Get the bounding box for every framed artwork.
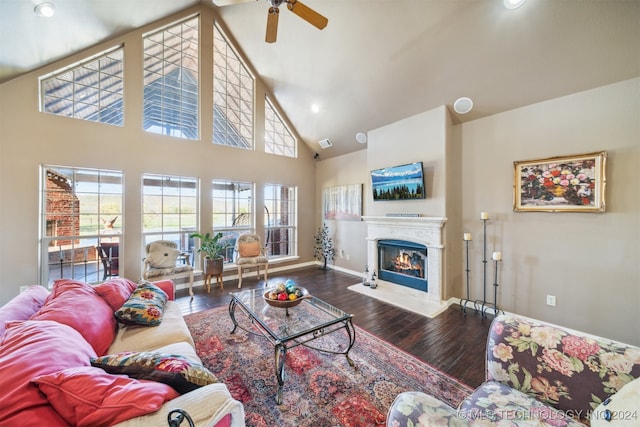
[323,184,362,220]
[513,151,606,213]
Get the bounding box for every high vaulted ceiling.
[1,0,638,158]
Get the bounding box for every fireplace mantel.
[359,215,448,317]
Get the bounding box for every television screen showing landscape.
[371,162,425,200]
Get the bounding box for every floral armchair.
[387,314,640,426]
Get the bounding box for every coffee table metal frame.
[228,289,356,404]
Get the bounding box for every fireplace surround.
[356,216,448,317]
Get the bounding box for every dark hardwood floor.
[175,266,493,388]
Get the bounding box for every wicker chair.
[143,240,194,298]
[235,234,268,288]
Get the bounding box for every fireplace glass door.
[378,239,427,291]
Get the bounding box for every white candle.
[463,233,472,241]
[492,251,502,261]
[480,212,489,220]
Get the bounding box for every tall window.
[40,166,123,286]
[264,184,297,259]
[143,16,199,139]
[212,180,253,262]
[213,24,254,149]
[40,47,124,126]
[142,174,198,257]
[265,96,296,157]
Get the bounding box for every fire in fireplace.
[378,239,428,291]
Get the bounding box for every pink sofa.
[0,278,245,427]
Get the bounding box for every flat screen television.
[371,162,425,201]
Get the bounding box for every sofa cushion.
[0,320,97,426]
[91,351,218,394]
[32,366,179,427]
[146,242,180,269]
[109,301,195,354]
[94,278,138,311]
[591,376,640,426]
[30,279,117,356]
[0,285,49,336]
[459,381,585,426]
[115,281,167,326]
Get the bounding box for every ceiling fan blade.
[286,0,328,30]
[265,7,279,43]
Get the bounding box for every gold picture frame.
[513,151,606,213]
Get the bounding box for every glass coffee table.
[228,288,357,404]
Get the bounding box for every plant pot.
[204,257,224,276]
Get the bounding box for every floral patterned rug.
[184,304,472,427]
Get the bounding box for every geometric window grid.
[143,16,199,140]
[212,180,254,262]
[213,23,254,149]
[40,165,124,286]
[264,184,297,259]
[265,96,296,157]
[39,47,124,126]
[141,173,199,254]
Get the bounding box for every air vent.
[318,138,332,149]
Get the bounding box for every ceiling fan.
[212,0,328,43]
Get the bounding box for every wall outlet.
[339,249,345,258]
[546,295,557,307]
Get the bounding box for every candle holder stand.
[482,259,504,317]
[474,218,489,316]
[460,239,474,314]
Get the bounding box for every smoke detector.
[318,138,333,149]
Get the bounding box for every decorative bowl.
[263,286,310,308]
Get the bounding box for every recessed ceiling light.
[34,2,55,18]
[453,97,473,114]
[504,0,526,10]
[311,104,320,113]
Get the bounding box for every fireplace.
[378,240,427,291]
[359,216,447,317]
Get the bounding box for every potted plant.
[190,232,227,275]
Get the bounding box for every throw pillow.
[114,281,167,326]
[239,241,261,257]
[90,351,218,394]
[591,376,640,426]
[0,320,97,426]
[0,285,49,336]
[32,366,179,427]
[146,242,180,269]
[30,279,117,355]
[94,278,138,311]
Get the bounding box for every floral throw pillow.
[114,281,167,326]
[90,351,218,394]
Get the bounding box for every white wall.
[0,6,317,304]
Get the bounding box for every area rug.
[184,305,472,427]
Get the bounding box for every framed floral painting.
[513,151,606,212]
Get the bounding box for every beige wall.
[0,6,317,304]
[461,78,639,345]
[317,78,639,345]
